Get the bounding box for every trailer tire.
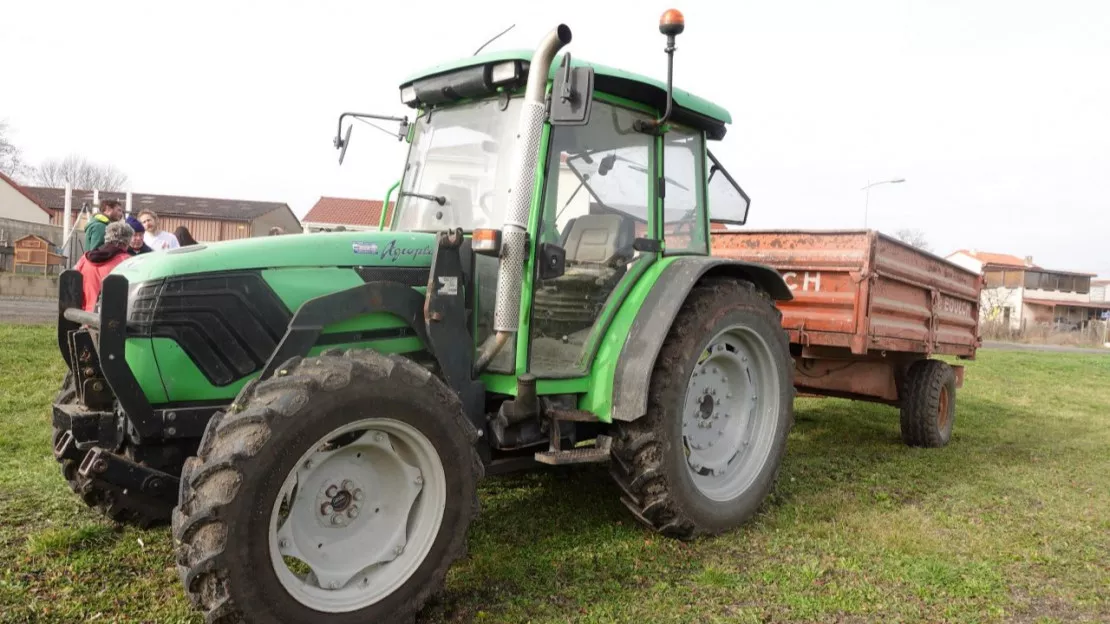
[899,359,955,448]
[173,349,482,624]
[610,279,794,540]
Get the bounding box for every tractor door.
[527,100,681,377]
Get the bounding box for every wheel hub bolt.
[342,480,354,490]
[348,508,359,519]
[321,503,333,515]
[326,485,338,497]
[331,514,343,525]
[353,489,364,501]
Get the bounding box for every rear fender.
[609,256,791,422]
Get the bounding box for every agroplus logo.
[352,239,433,263]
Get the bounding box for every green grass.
[1,323,1108,623]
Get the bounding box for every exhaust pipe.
[476,24,572,373]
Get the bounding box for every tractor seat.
[561,214,634,266]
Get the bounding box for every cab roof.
[400,49,732,140]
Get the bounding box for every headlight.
[400,85,417,106]
[125,280,160,326]
[490,61,520,84]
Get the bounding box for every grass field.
[1,323,1108,623]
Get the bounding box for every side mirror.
[337,125,353,165]
[538,242,566,280]
[550,54,594,126]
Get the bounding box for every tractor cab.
[336,11,755,384]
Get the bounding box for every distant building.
[0,171,51,225]
[946,249,1107,330]
[301,196,394,232]
[25,187,302,244]
[1091,279,1110,305]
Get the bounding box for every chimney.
[1024,255,1033,266]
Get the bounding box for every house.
[302,197,394,232]
[0,171,51,224]
[24,187,302,244]
[946,249,1107,330]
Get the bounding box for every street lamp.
[861,178,905,228]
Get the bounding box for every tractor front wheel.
[172,349,482,624]
[610,279,794,539]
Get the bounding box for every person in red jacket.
[75,220,134,312]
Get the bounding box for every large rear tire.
[173,349,482,624]
[610,279,794,539]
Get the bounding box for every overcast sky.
[4,0,1108,274]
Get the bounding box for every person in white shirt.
[138,209,180,251]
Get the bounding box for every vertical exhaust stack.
[476,24,572,372]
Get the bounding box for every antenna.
[473,23,516,55]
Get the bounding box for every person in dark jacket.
[84,199,124,251]
[75,221,134,312]
[125,215,154,255]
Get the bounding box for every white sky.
[4,0,1108,275]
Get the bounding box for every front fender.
[608,256,791,422]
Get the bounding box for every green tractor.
[52,11,795,623]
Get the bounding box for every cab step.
[534,435,612,465]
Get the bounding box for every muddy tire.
[173,349,482,624]
[899,359,955,448]
[610,279,794,539]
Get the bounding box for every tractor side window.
[662,126,707,255]
[706,150,751,225]
[530,101,654,376]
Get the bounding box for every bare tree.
[34,154,129,191]
[894,228,932,252]
[0,119,32,181]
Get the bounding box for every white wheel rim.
[682,325,782,502]
[268,417,446,612]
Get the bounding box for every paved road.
[0,297,55,325]
[982,340,1110,355]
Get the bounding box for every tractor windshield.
[392,97,522,232]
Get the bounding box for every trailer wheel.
[173,349,482,624]
[899,359,955,448]
[610,279,794,539]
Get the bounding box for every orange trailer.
[711,229,983,447]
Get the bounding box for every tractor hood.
[113,231,438,282]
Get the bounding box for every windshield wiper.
[399,191,447,206]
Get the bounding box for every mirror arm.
[333,111,411,149]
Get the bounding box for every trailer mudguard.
[609,256,792,422]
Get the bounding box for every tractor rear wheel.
[610,279,794,539]
[173,349,482,624]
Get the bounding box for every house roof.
[950,249,1038,269]
[0,171,52,217]
[302,196,394,228]
[24,186,291,222]
[14,233,58,247]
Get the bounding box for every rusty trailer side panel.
[710,230,983,359]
